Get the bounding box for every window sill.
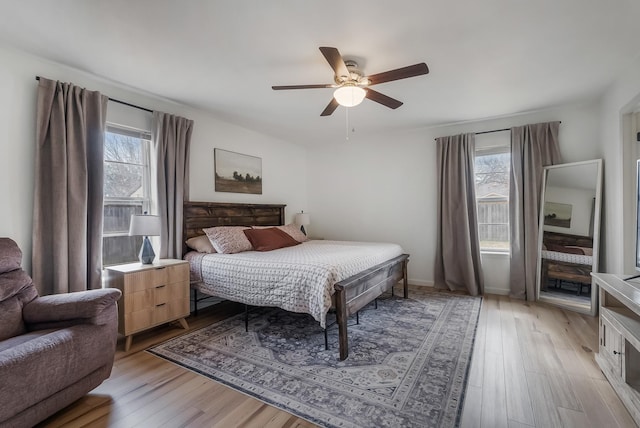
[480,250,510,256]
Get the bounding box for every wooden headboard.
[543,231,593,248]
[183,201,286,254]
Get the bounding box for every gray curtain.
[509,121,562,300]
[152,111,193,259]
[434,133,484,296]
[32,78,108,294]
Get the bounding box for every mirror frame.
[535,159,603,315]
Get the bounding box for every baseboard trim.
[407,279,434,287]
[484,286,510,296]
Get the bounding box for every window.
[475,146,510,251]
[102,125,152,266]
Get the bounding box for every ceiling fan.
[272,47,429,116]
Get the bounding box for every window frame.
[102,124,153,264]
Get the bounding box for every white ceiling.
[0,0,639,145]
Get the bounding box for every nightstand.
[104,259,190,351]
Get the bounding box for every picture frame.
[544,201,572,228]
[214,148,262,194]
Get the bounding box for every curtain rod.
[434,122,561,141]
[35,76,154,113]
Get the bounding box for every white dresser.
[592,273,640,425]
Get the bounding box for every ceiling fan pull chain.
[345,106,350,141]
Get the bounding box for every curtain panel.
[152,112,193,259]
[509,121,562,300]
[434,133,484,296]
[32,78,108,294]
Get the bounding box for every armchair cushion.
[0,238,22,274]
[23,288,122,327]
[0,322,116,424]
[0,269,38,341]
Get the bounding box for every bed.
[540,231,593,295]
[182,201,410,360]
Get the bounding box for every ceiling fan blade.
[319,47,350,80]
[365,89,403,109]
[366,63,429,86]
[320,98,339,116]
[272,84,334,90]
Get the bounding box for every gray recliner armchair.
[0,238,121,427]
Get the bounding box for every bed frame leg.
[403,259,409,298]
[245,304,249,332]
[192,289,198,316]
[335,288,348,360]
[324,328,328,350]
[375,298,378,309]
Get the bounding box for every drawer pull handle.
[156,303,166,307]
[156,267,166,270]
[613,350,622,355]
[156,285,166,289]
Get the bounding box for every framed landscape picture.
[544,201,572,228]
[214,148,262,194]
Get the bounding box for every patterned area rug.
[148,288,482,428]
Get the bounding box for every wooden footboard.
[334,253,409,360]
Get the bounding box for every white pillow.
[276,224,309,243]
[185,235,216,253]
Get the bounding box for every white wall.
[0,44,308,273]
[598,56,640,274]
[307,100,602,292]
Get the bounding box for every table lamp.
[129,213,161,264]
[295,211,310,236]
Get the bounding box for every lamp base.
[139,236,156,264]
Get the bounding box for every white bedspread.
[185,240,403,327]
[541,250,593,266]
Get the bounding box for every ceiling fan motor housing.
[334,60,367,86]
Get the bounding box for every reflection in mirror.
[536,159,602,315]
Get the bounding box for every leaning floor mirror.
[535,159,603,315]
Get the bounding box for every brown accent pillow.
[243,227,301,251]
[185,235,216,253]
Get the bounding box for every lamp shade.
[295,212,310,226]
[129,214,161,236]
[333,86,366,107]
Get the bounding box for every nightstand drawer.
[154,281,189,305]
[124,268,165,293]
[153,298,189,325]
[166,263,189,284]
[124,308,154,334]
[125,289,154,312]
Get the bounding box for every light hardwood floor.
[39,289,637,428]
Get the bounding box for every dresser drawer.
[125,288,154,312]
[166,263,189,284]
[124,268,166,293]
[153,296,189,323]
[124,308,154,335]
[154,281,189,305]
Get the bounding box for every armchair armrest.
[23,288,121,326]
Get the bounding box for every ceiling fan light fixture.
[333,86,366,107]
